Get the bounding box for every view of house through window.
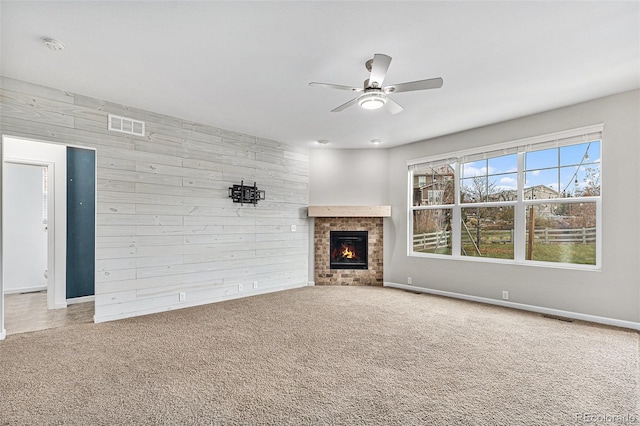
[409,126,602,267]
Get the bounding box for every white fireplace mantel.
[307,205,391,218]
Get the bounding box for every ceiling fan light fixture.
[358,92,387,110]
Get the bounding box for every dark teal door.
[66,147,95,299]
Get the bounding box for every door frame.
[0,135,98,340]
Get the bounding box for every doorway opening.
[1,136,96,340]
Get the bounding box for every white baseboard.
[3,285,47,295]
[384,282,640,331]
[0,328,6,340]
[308,281,315,286]
[67,295,94,305]
[94,282,308,324]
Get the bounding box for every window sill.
[409,251,601,272]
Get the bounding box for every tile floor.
[4,291,94,335]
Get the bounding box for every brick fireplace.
[308,206,390,286]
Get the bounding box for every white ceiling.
[1,1,638,149]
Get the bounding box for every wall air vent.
[108,114,145,136]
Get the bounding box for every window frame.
[407,125,603,270]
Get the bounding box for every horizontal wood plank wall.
[0,76,309,322]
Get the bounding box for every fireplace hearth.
[330,231,368,270]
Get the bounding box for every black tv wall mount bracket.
[228,180,265,206]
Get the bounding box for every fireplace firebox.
[330,231,368,270]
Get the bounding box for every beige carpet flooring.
[0,286,638,425]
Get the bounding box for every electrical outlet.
[253,281,258,290]
[179,292,186,302]
[502,291,509,300]
[407,277,412,285]
[238,283,243,292]
[290,224,296,232]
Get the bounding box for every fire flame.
[341,246,356,259]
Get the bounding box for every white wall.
[0,141,3,340]
[309,148,389,205]
[310,89,640,325]
[387,90,640,324]
[0,76,309,324]
[3,163,47,293]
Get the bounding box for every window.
[408,125,602,268]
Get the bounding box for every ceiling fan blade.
[384,77,444,94]
[331,97,360,112]
[368,54,392,88]
[385,97,404,115]
[309,82,363,92]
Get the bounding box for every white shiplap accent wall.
[0,76,309,323]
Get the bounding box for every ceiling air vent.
[108,114,145,136]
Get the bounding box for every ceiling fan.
[309,53,443,114]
